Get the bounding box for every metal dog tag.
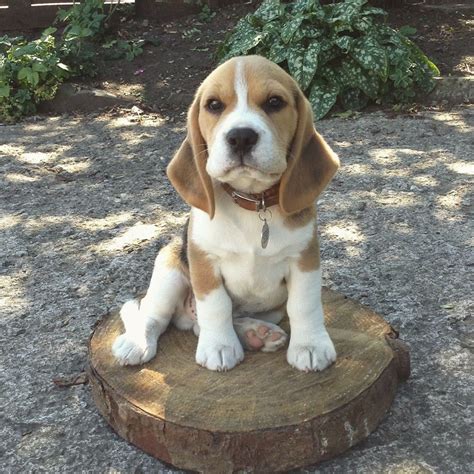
[261,219,270,249]
[258,195,272,249]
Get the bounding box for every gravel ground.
[1,106,473,473]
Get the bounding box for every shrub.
[0,0,144,122]
[0,29,70,122]
[56,0,108,77]
[217,0,440,119]
[57,0,144,77]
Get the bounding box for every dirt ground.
[1,105,472,472]
[85,2,474,120]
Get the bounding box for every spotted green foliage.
[253,0,284,22]
[217,0,439,119]
[352,35,388,79]
[281,17,303,43]
[287,41,320,90]
[309,80,339,119]
[268,40,287,64]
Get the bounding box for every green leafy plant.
[57,0,143,76]
[101,39,145,61]
[0,29,70,121]
[0,0,146,122]
[198,3,216,23]
[218,0,439,119]
[56,0,108,76]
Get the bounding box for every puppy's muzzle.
[226,127,259,158]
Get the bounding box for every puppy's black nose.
[226,127,259,155]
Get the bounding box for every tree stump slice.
[88,288,410,473]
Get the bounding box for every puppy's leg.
[254,306,285,325]
[286,263,336,372]
[233,315,287,352]
[173,288,198,332]
[189,242,244,371]
[112,238,189,365]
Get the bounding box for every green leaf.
[17,67,31,81]
[13,43,36,57]
[318,38,338,65]
[387,46,406,65]
[399,25,417,37]
[287,41,321,91]
[293,24,323,42]
[291,0,315,14]
[334,35,353,52]
[362,6,387,17]
[318,65,342,90]
[353,16,373,33]
[330,0,367,24]
[262,21,280,37]
[425,58,440,76]
[32,63,48,73]
[338,59,379,99]
[287,45,304,84]
[268,41,287,64]
[254,0,283,22]
[67,25,82,37]
[81,27,93,37]
[0,83,10,97]
[230,21,263,54]
[302,41,321,89]
[309,80,339,119]
[42,27,57,37]
[31,71,39,87]
[340,88,369,110]
[352,35,388,79]
[280,16,303,44]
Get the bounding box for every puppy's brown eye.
[206,99,224,113]
[264,96,285,113]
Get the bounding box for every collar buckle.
[231,190,261,208]
[223,182,280,212]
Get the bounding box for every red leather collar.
[221,182,280,212]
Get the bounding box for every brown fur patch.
[284,206,316,229]
[297,224,321,272]
[160,237,190,278]
[197,56,299,167]
[278,80,340,215]
[244,57,299,155]
[167,93,215,217]
[188,241,221,299]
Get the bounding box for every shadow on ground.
[0,106,472,472]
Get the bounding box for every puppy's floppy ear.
[279,88,340,215]
[167,92,215,218]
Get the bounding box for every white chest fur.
[191,188,314,313]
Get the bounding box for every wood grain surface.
[88,287,410,472]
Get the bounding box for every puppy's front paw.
[196,333,244,371]
[112,333,157,366]
[287,333,336,372]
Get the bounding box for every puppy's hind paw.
[112,333,157,366]
[235,319,288,352]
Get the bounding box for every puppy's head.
[167,55,339,218]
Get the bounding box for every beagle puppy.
[112,55,340,372]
